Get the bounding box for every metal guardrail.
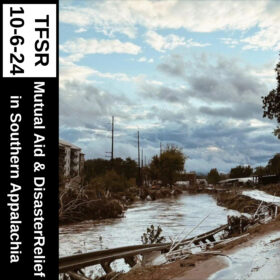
[59,243,169,273]
[59,224,228,273]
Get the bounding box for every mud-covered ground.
[256,183,280,196]
[116,216,280,280]
[215,192,264,214]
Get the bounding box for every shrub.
[89,170,133,194]
[141,225,166,244]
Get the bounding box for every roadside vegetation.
[59,145,187,224]
[262,54,280,139]
[141,225,166,245]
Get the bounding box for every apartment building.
[59,139,85,178]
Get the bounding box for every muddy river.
[59,193,242,257]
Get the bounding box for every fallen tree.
[59,188,124,225]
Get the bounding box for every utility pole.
[141,148,145,186]
[160,142,162,156]
[105,116,114,167]
[111,116,114,161]
[137,130,141,187]
[138,131,140,168]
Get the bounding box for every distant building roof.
[219,177,254,184]
[59,139,81,151]
[218,179,237,184]
[175,181,190,185]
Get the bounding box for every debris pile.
[146,200,279,266]
[226,215,251,235]
[59,188,124,224]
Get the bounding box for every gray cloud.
[60,115,279,173]
[199,102,261,119]
[140,83,187,103]
[157,54,268,105]
[60,80,132,128]
[157,54,186,77]
[59,53,278,174]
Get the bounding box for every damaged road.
[118,216,280,280]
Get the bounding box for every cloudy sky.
[59,0,279,173]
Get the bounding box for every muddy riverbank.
[257,183,280,196]
[59,184,280,225]
[59,188,273,256]
[59,186,183,225]
[215,192,264,214]
[59,193,242,257]
[116,215,280,280]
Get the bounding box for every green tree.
[219,173,228,181]
[84,158,110,182]
[150,145,186,185]
[267,153,280,175]
[122,157,137,179]
[84,157,138,183]
[207,168,221,184]
[262,55,280,139]
[149,155,161,180]
[89,170,132,194]
[254,166,269,176]
[229,165,253,178]
[111,157,124,175]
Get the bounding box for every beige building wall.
[59,139,84,180]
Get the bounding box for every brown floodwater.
[59,193,242,257]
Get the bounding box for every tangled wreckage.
[59,199,279,280]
